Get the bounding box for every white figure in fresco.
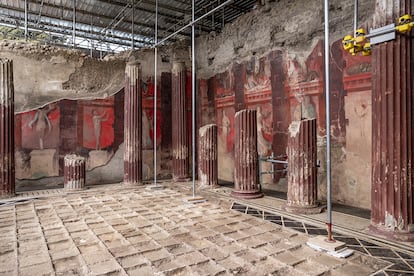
[28,105,52,150]
[92,110,108,150]
[301,95,316,119]
[218,109,231,153]
[221,109,230,138]
[142,111,152,148]
[354,101,368,137]
[256,106,272,157]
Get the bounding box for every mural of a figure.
[293,94,316,121]
[245,56,270,92]
[354,101,368,137]
[301,95,316,119]
[92,110,108,150]
[142,110,152,148]
[28,105,52,150]
[256,106,272,157]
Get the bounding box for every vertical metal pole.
[191,0,196,198]
[222,5,225,28]
[24,0,28,40]
[153,0,158,185]
[131,0,135,49]
[324,0,333,241]
[72,0,76,48]
[353,0,358,36]
[90,15,93,57]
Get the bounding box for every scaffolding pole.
[324,0,333,241]
[155,0,233,47]
[153,0,158,185]
[72,0,76,47]
[354,0,358,36]
[191,0,196,198]
[24,0,28,40]
[131,0,135,49]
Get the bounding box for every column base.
[174,176,191,182]
[0,192,15,199]
[231,190,264,199]
[283,203,325,215]
[369,224,414,242]
[123,181,143,186]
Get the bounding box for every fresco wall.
[198,39,372,209]
[14,69,178,183]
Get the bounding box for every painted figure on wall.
[245,56,270,92]
[142,110,152,148]
[256,105,273,157]
[217,108,235,153]
[28,105,53,150]
[92,110,109,150]
[292,94,316,121]
[82,103,114,150]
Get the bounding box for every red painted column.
[370,1,414,241]
[124,61,142,185]
[232,109,263,199]
[198,124,218,187]
[0,59,15,198]
[285,119,322,214]
[172,62,190,181]
[64,154,85,190]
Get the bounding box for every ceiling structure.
[0,0,257,53]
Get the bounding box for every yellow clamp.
[396,14,414,33]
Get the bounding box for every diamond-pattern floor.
[0,184,390,275]
[232,202,414,275]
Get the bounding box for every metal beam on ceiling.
[0,0,257,52]
[25,0,177,36]
[0,3,165,43]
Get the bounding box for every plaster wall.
[4,40,190,187]
[196,0,375,209]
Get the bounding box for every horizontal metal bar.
[154,0,233,46]
[260,159,288,164]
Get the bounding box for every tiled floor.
[0,184,391,275]
[231,203,414,275]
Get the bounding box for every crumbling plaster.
[196,0,374,79]
[0,40,190,113]
[195,0,374,209]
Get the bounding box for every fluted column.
[124,61,142,185]
[64,155,85,190]
[172,62,190,181]
[0,59,15,198]
[198,124,218,187]
[232,109,263,199]
[285,119,321,214]
[370,1,414,241]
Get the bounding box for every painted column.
[124,61,142,185]
[172,62,189,181]
[370,1,414,241]
[198,124,218,187]
[0,59,15,198]
[232,109,263,199]
[285,119,322,214]
[64,154,85,190]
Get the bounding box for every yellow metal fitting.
[354,28,366,44]
[362,42,371,56]
[396,14,413,33]
[399,14,412,25]
[349,44,363,56]
[342,35,355,51]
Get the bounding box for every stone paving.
[0,184,389,275]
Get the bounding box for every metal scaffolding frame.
[152,0,234,198]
